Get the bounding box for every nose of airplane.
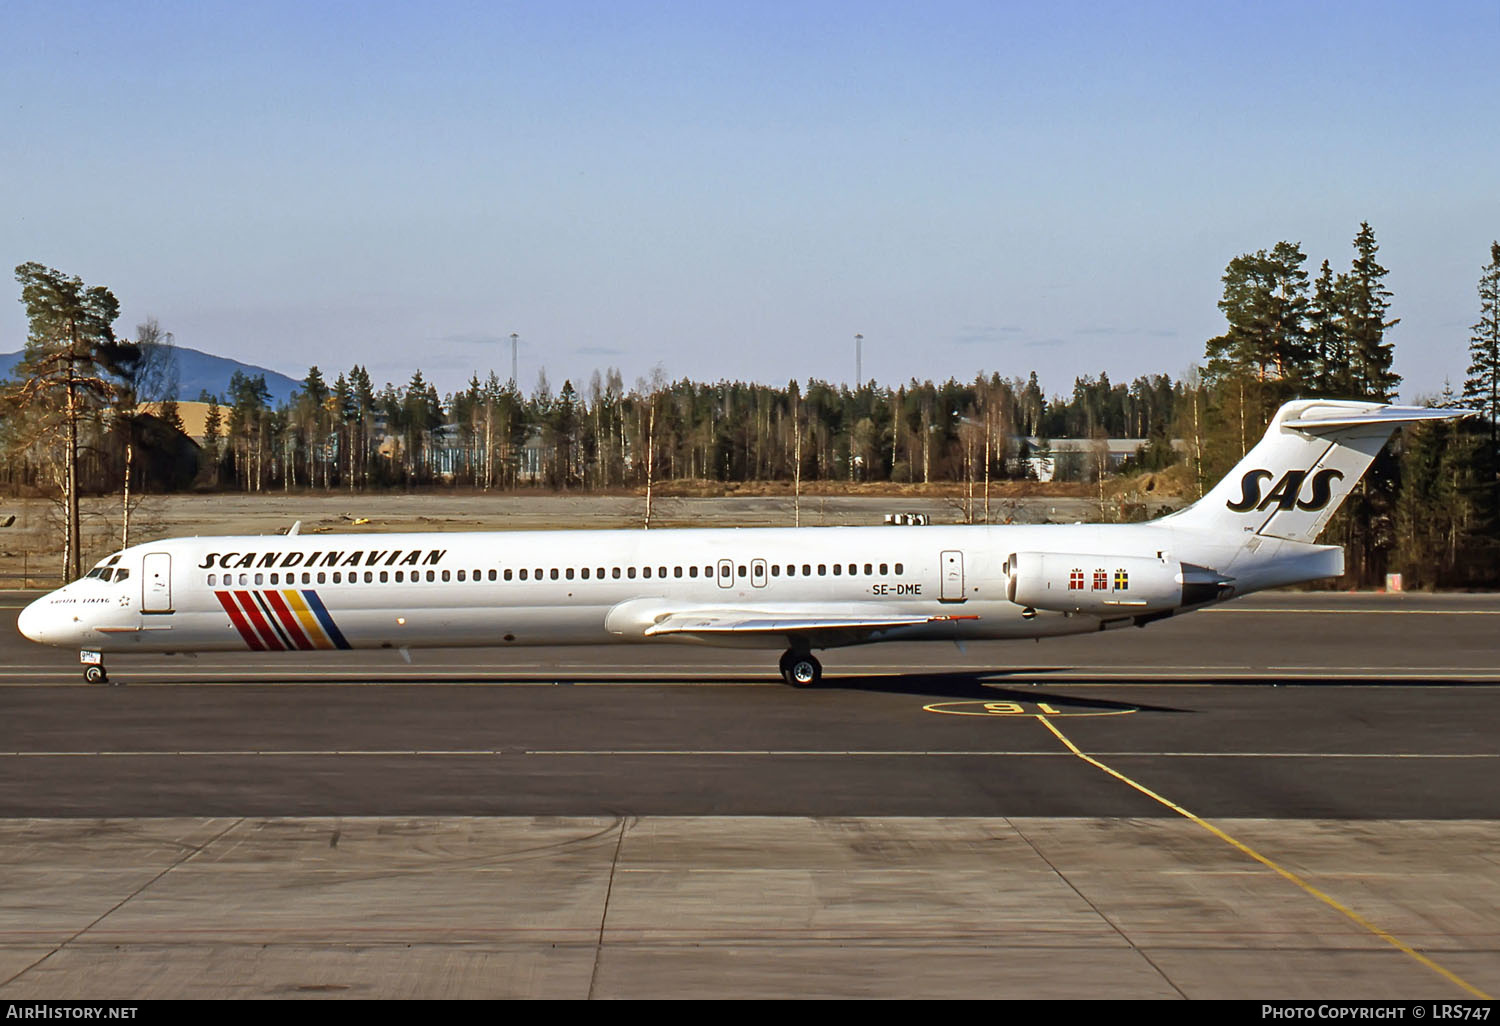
[17,596,50,644]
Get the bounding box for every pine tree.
[1203,243,1311,462]
[1205,243,1311,387]
[332,373,355,490]
[553,380,579,488]
[298,367,329,488]
[401,370,440,481]
[1305,224,1401,584]
[349,365,375,487]
[201,395,222,486]
[1306,260,1348,395]
[1393,419,1450,586]
[1342,222,1401,401]
[7,263,136,579]
[158,396,184,434]
[1462,241,1500,450]
[227,372,270,491]
[1019,371,1044,437]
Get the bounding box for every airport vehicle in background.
[18,400,1470,686]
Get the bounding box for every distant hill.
[0,344,301,406]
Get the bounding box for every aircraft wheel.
[784,654,822,688]
[83,665,108,686]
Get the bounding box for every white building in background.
[1017,437,1187,482]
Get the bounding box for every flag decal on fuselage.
[214,590,351,651]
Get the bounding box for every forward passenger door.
[142,552,173,614]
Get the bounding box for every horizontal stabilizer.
[1283,405,1478,432]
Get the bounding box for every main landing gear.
[778,649,822,687]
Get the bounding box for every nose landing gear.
[80,652,110,686]
[778,649,822,687]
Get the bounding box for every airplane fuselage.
[18,519,1336,658]
[16,394,1466,685]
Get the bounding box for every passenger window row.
[207,562,906,588]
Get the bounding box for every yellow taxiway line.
[1035,714,1492,1000]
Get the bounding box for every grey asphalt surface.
[1,591,1496,819]
[2,590,1498,999]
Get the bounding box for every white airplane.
[17,399,1468,686]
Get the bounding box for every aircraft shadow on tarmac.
[821,670,1499,696]
[814,669,1186,712]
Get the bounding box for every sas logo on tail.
[1226,469,1344,512]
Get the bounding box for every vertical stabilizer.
[1166,400,1469,545]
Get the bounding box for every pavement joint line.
[1007,815,1189,999]
[1097,751,1500,759]
[526,749,1061,756]
[0,749,1070,758]
[0,816,246,992]
[2,749,1495,759]
[520,749,1500,758]
[589,818,629,1001]
[0,750,515,757]
[1033,714,1494,1001]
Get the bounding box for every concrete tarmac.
[0,592,1496,999]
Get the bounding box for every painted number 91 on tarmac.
[922,700,1138,717]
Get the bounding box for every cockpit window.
[87,553,125,580]
[84,565,129,582]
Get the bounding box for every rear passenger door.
[939,550,965,603]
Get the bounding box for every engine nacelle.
[1005,552,1185,616]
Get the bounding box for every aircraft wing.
[642,610,977,639]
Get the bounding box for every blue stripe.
[300,590,351,650]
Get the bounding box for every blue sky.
[3,1,1497,403]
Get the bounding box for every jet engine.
[1005,552,1229,617]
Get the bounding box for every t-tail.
[1166,399,1471,545]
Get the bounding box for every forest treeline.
[5,224,1499,586]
